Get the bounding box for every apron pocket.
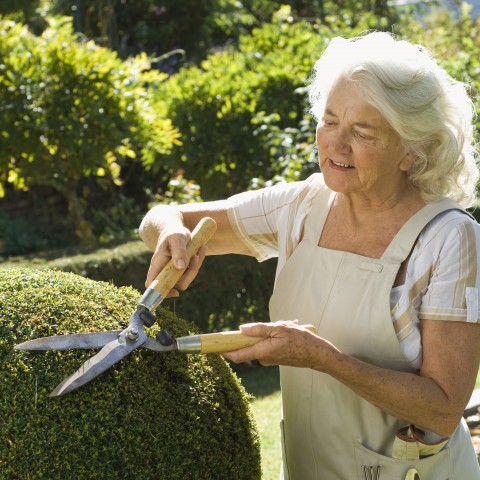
[354,440,452,480]
[392,425,448,460]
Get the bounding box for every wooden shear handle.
[199,324,317,353]
[138,217,217,312]
[176,325,317,353]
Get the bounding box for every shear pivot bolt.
[126,327,139,342]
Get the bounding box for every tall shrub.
[0,16,179,243]
[152,14,325,199]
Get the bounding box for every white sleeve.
[226,174,326,263]
[419,214,480,323]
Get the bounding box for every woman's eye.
[355,131,370,140]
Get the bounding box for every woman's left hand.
[224,320,338,368]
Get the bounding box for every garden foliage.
[154,12,326,199]
[153,7,404,199]
[0,16,179,243]
[0,268,261,479]
[27,0,394,61]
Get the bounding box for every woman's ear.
[399,150,416,172]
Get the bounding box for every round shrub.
[0,268,261,479]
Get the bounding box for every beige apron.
[270,188,480,480]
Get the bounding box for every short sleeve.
[226,173,327,265]
[419,215,480,324]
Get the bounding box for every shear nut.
[126,327,139,342]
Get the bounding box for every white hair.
[309,31,479,208]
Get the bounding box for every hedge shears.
[14,218,273,397]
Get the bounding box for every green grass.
[237,366,282,480]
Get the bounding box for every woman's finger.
[175,245,208,291]
[167,230,191,270]
[145,229,191,287]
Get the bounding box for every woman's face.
[316,78,413,203]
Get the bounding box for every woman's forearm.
[232,321,472,437]
[321,349,467,437]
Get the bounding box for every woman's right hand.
[140,201,250,297]
[145,225,208,297]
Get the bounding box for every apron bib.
[270,190,480,480]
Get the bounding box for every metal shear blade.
[50,334,140,397]
[14,331,176,353]
[48,310,149,397]
[14,331,122,351]
[15,310,177,397]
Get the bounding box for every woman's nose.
[333,129,352,153]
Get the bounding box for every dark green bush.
[172,255,276,332]
[0,268,261,479]
[47,0,282,61]
[0,0,40,19]
[0,212,46,255]
[41,240,154,291]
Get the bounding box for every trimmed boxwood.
[0,268,261,479]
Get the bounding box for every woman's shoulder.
[416,207,480,258]
[423,208,479,236]
[410,207,480,323]
[224,173,328,262]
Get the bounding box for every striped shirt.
[226,173,480,369]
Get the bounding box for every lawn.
[237,365,282,480]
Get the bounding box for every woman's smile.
[329,159,354,170]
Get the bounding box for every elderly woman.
[140,32,480,479]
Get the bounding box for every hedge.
[0,268,261,479]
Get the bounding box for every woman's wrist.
[139,205,184,250]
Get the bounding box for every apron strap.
[302,188,336,243]
[382,198,471,263]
